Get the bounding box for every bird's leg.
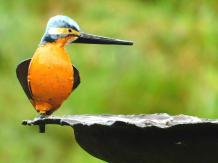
[35,113,48,133]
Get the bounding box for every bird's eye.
[68,29,72,33]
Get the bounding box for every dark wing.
[72,66,80,91]
[16,59,33,100]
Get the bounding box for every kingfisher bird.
[16,15,133,124]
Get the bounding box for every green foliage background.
[0,0,218,162]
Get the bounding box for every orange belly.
[28,43,73,114]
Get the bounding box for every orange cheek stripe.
[55,36,77,47]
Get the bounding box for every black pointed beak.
[73,32,133,45]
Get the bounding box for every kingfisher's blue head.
[41,15,80,45]
[41,15,133,46]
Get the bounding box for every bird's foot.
[34,114,48,133]
[35,113,48,120]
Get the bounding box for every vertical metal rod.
[39,123,45,133]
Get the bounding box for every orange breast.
[28,43,73,114]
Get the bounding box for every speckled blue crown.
[46,15,80,32]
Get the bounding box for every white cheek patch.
[47,27,63,35]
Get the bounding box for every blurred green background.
[0,0,218,162]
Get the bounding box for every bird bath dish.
[23,113,218,163]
